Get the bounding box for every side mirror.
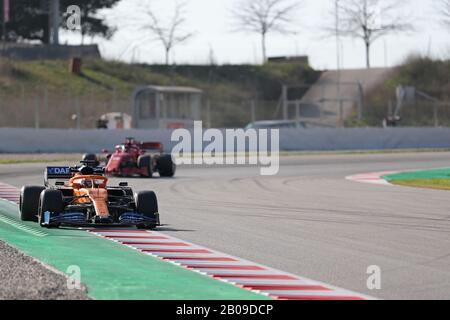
[119,182,128,187]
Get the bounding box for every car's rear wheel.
[38,190,64,228]
[135,191,159,229]
[20,186,45,222]
[138,155,152,178]
[157,154,176,177]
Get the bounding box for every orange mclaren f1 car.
[19,161,160,229]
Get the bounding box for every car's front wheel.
[135,191,159,229]
[138,155,153,178]
[20,186,45,222]
[38,190,63,228]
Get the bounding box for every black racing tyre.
[20,186,45,222]
[38,190,64,228]
[157,154,176,177]
[82,153,99,166]
[135,191,159,229]
[138,155,152,178]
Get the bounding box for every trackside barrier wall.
[1,128,450,153]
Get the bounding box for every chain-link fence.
[0,84,449,129]
[363,88,450,127]
[0,85,131,129]
[202,99,282,128]
[200,82,366,128]
[402,102,450,127]
[0,85,284,129]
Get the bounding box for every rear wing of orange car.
[45,167,73,180]
[44,166,105,186]
[45,166,73,186]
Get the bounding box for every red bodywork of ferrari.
[104,139,163,177]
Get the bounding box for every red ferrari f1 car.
[84,138,176,178]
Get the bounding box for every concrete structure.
[0,43,101,60]
[133,86,203,129]
[268,55,309,64]
[293,68,394,127]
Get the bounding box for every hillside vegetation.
[0,59,320,128]
[362,57,450,127]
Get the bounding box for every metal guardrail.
[2,127,450,153]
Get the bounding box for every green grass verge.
[384,168,450,190]
[389,179,450,190]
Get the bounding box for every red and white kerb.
[0,182,20,204]
[91,229,374,300]
[346,171,397,185]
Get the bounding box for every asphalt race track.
[1,152,450,300]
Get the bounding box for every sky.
[60,0,450,70]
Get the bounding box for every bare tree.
[334,0,413,68]
[140,0,194,65]
[232,0,301,63]
[438,0,450,29]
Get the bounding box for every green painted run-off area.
[0,200,267,300]
[384,168,450,190]
[384,168,450,181]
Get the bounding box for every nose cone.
[85,188,110,218]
